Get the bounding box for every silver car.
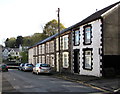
[22,63,34,71]
[18,63,25,70]
[32,63,51,74]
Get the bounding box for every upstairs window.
[56,38,59,51]
[39,45,41,55]
[74,30,80,46]
[63,35,68,50]
[42,44,45,54]
[83,25,92,45]
[50,41,54,53]
[64,37,68,49]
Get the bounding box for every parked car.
[0,64,8,72]
[22,63,34,71]
[18,63,25,70]
[7,63,20,69]
[32,63,52,74]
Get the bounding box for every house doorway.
[73,49,79,74]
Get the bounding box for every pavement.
[52,73,120,94]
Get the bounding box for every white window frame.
[84,25,92,45]
[56,53,59,72]
[50,55,54,67]
[42,56,45,63]
[74,30,80,46]
[84,50,92,70]
[39,56,41,63]
[50,41,54,52]
[42,44,45,54]
[56,38,59,51]
[46,55,49,64]
[39,45,41,55]
[63,52,69,68]
[63,35,68,50]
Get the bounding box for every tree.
[16,36,23,48]
[30,33,48,46]
[5,38,9,47]
[20,51,28,63]
[4,37,16,48]
[43,19,65,36]
[22,36,32,46]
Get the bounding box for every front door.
[73,49,79,73]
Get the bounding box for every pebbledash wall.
[72,19,102,77]
[28,1,120,77]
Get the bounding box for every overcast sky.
[0,0,119,45]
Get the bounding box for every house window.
[56,38,59,51]
[35,47,37,55]
[42,56,45,63]
[46,43,48,53]
[63,35,68,50]
[50,41,54,53]
[42,44,45,54]
[51,41,54,52]
[63,52,69,68]
[46,55,49,64]
[39,45,41,55]
[39,56,41,63]
[74,30,80,46]
[56,53,59,72]
[83,49,92,70]
[50,55,54,67]
[84,25,92,45]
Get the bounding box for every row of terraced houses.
[28,2,120,77]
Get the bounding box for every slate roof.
[3,48,20,52]
[29,1,120,49]
[70,1,120,29]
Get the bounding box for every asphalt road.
[2,69,103,93]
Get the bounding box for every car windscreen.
[27,64,34,67]
[40,64,50,67]
[1,65,7,68]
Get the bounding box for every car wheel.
[32,71,34,74]
[23,69,26,72]
[36,70,39,75]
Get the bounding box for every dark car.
[0,64,8,72]
[6,62,20,69]
[18,63,25,71]
[22,63,34,71]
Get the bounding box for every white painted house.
[71,1,120,77]
[2,47,21,62]
[72,19,102,77]
[28,1,120,77]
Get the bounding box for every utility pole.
[57,8,61,74]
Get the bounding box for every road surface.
[2,69,103,93]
